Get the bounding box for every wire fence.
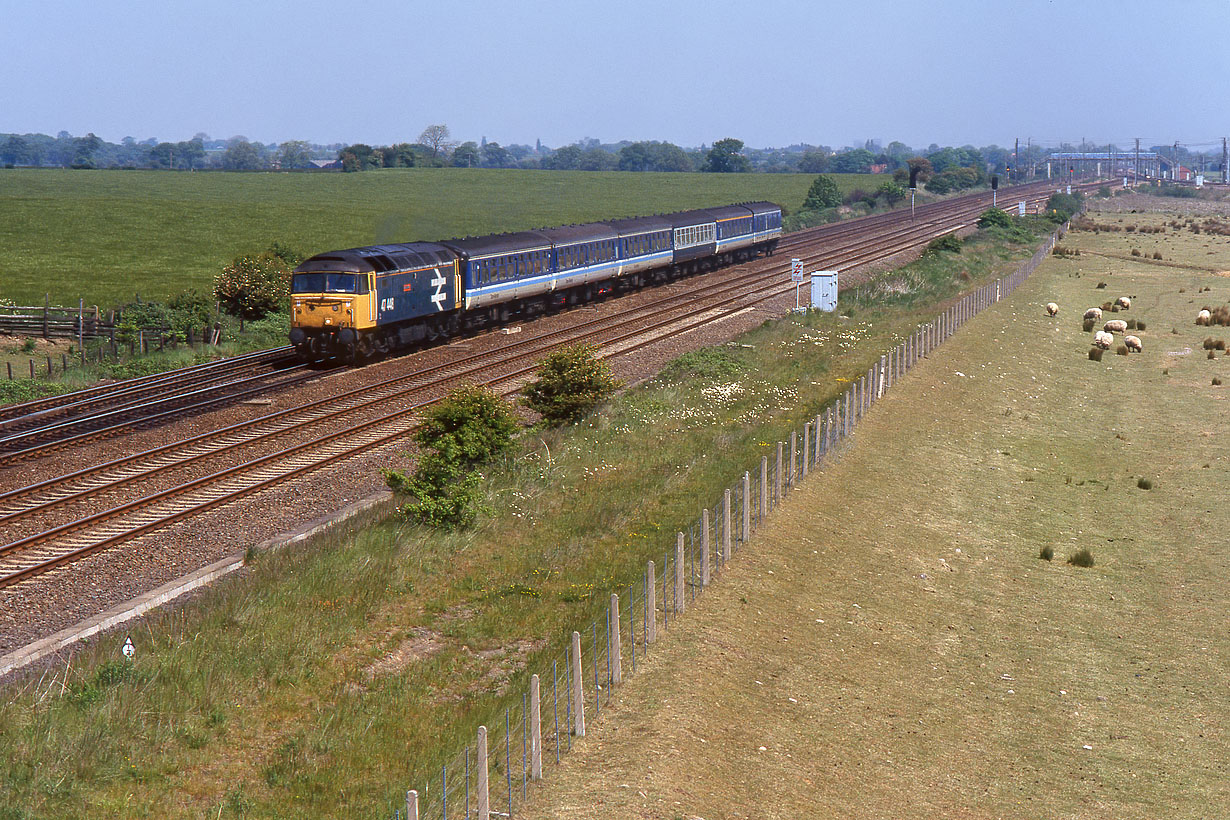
[391,225,1065,820]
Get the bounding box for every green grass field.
[0,169,878,308]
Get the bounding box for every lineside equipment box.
[811,271,838,312]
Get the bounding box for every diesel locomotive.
[288,201,782,361]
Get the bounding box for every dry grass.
[516,209,1230,820]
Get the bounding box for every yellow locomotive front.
[289,268,377,359]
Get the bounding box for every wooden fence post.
[742,472,750,545]
[406,790,419,820]
[571,632,585,736]
[674,534,685,613]
[645,561,657,645]
[609,597,622,686]
[789,431,797,485]
[760,456,768,520]
[477,726,490,817]
[722,488,732,563]
[700,510,710,587]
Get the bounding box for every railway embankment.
[0,215,1092,818]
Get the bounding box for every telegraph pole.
[1223,137,1228,184]
[1014,137,1019,182]
[1135,138,1140,184]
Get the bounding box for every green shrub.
[414,383,519,469]
[802,175,842,211]
[385,383,519,529]
[976,208,1013,230]
[1088,347,1104,361]
[1039,546,1054,561]
[925,233,962,255]
[522,344,623,426]
[1137,477,1153,490]
[1045,191,1084,223]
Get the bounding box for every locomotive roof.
[604,214,675,235]
[296,242,457,273]
[535,223,618,244]
[740,200,781,215]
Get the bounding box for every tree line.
[3,126,1119,177]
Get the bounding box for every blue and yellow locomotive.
[288,201,782,360]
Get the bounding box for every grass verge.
[0,218,1057,818]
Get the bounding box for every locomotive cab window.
[293,272,367,294]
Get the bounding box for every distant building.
[869,163,888,174]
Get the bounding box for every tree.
[481,141,513,168]
[803,175,842,211]
[418,124,454,164]
[542,145,582,170]
[452,141,480,167]
[829,148,875,173]
[578,147,617,171]
[701,138,750,173]
[222,139,264,170]
[276,140,313,170]
[618,141,692,172]
[1,136,32,165]
[385,143,417,167]
[797,150,830,174]
[522,344,622,425]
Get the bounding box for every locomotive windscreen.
[293,273,368,294]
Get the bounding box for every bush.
[1045,191,1084,223]
[385,383,519,529]
[214,249,296,319]
[1039,546,1054,561]
[1137,477,1153,490]
[925,233,962,255]
[802,175,842,211]
[522,344,622,426]
[976,208,1013,230]
[1088,347,1104,361]
[1068,549,1095,567]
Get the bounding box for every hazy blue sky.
[3,0,1228,152]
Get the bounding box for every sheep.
[1124,335,1143,352]
[1116,296,1131,310]
[1083,307,1103,321]
[1093,330,1114,349]
[1104,319,1128,334]
[1197,309,1211,326]
[1045,302,1059,316]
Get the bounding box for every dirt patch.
[363,627,445,681]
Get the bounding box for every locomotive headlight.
[332,304,339,312]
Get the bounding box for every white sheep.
[1084,307,1103,321]
[1116,296,1131,310]
[1045,302,1059,316]
[1197,309,1211,326]
[1124,335,1142,352]
[1093,330,1114,349]
[1104,319,1128,334]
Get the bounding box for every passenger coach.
[289,201,781,360]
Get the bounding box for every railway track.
[0,181,1094,592]
[0,347,331,459]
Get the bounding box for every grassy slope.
[515,210,1230,819]
[0,225,1053,817]
[0,169,877,307]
